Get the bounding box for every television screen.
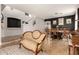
[7,17,21,28]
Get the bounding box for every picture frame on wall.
[66,18,72,24]
[53,20,57,25]
[58,18,64,25]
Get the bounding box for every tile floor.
[0,38,69,55]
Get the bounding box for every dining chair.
[68,35,79,55]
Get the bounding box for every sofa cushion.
[23,32,32,39]
[32,30,41,39]
[20,38,37,52]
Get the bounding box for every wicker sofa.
[19,30,46,55]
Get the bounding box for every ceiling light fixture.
[25,13,32,17]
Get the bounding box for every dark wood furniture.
[69,31,79,55]
[48,28,70,40]
[48,28,63,39]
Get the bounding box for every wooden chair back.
[72,35,79,45]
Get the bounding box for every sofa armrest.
[36,34,46,44]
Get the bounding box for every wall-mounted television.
[7,17,21,28]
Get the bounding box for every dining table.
[48,28,70,39]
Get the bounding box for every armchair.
[19,30,46,55]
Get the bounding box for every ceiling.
[6,4,79,19]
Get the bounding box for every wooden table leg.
[73,46,75,55]
[69,45,71,55]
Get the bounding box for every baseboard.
[2,35,21,42]
[1,35,21,48]
[1,39,20,48]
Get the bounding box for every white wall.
[2,6,25,37]
[2,6,46,38]
[75,8,78,30]
[22,17,34,32]
[22,17,46,33]
[33,17,46,32]
[0,4,1,45]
